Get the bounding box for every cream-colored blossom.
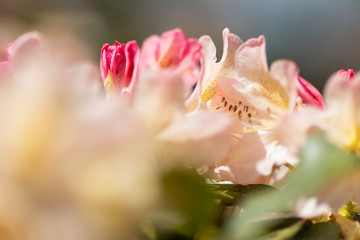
[192,29,299,184]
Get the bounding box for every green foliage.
[338,200,359,219]
[292,222,342,240]
[161,169,220,238]
[206,184,277,206]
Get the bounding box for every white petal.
[157,111,232,167]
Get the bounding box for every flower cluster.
[1,28,360,239]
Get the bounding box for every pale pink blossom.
[100,41,139,96]
[194,29,299,184]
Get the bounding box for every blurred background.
[1,0,360,90]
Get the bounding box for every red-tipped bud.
[100,41,139,96]
[337,69,355,80]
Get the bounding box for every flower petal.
[200,28,243,102]
[212,132,269,184]
[157,111,232,167]
[139,29,201,91]
[234,36,296,115]
[133,70,185,134]
[297,75,325,109]
[9,32,45,69]
[323,72,360,149]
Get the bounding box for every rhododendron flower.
[200,31,298,131]
[279,69,360,210]
[280,69,359,153]
[100,41,139,96]
[139,28,202,90]
[296,75,325,109]
[309,68,360,151]
[193,29,299,184]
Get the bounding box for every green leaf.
[206,184,277,206]
[292,222,342,240]
[258,220,305,240]
[225,134,358,240]
[161,169,220,237]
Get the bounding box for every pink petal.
[337,69,355,80]
[158,28,189,67]
[323,71,360,148]
[235,35,268,80]
[100,43,111,81]
[157,111,232,167]
[233,36,291,113]
[139,29,201,91]
[133,70,185,133]
[9,32,45,69]
[177,39,202,88]
[109,42,126,90]
[138,35,160,71]
[213,132,268,184]
[297,75,325,109]
[199,28,242,102]
[0,61,11,79]
[219,28,243,63]
[269,60,298,111]
[124,41,140,93]
[6,43,14,59]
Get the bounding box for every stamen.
[296,97,304,109]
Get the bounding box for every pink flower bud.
[337,69,355,81]
[100,41,139,96]
[297,75,325,109]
